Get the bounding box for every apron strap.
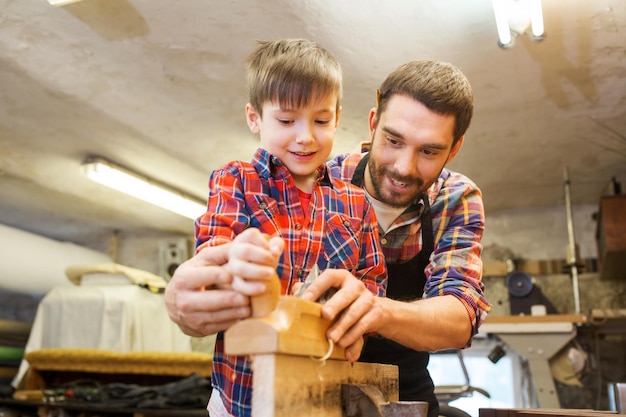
[350,153,369,187]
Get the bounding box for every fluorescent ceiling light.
[492,0,545,49]
[82,157,205,220]
[492,0,513,47]
[46,0,85,6]
[529,0,545,38]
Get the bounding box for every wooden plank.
[479,409,619,417]
[225,296,346,360]
[516,411,621,417]
[251,353,398,417]
[483,261,511,277]
[226,296,402,416]
[12,390,44,401]
[598,195,626,254]
[483,314,587,324]
[482,259,598,278]
[24,349,213,377]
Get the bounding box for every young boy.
[194,39,387,417]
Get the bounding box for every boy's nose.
[296,124,315,144]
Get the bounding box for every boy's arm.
[194,166,247,250]
[166,165,284,337]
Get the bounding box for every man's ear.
[245,103,260,134]
[368,107,378,138]
[447,135,465,163]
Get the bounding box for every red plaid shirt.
[195,147,387,416]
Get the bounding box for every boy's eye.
[315,119,331,125]
[278,119,293,125]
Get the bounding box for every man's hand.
[300,269,383,362]
[164,243,250,337]
[164,229,285,337]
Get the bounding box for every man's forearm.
[375,294,472,352]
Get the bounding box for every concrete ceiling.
[0,0,625,247]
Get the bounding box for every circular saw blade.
[505,271,534,297]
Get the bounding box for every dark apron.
[351,155,439,417]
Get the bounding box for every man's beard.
[367,154,424,208]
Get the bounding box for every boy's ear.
[334,105,342,128]
[245,103,261,134]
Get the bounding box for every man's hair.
[246,39,342,117]
[377,60,474,145]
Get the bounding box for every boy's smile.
[246,94,342,192]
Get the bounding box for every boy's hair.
[377,60,474,145]
[246,39,342,117]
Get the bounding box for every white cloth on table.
[13,284,197,387]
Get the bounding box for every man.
[301,59,491,416]
[165,59,491,417]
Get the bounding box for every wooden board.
[479,408,621,417]
[482,259,598,277]
[225,296,346,360]
[483,314,587,324]
[22,349,213,390]
[251,353,399,417]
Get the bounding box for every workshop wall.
[481,203,626,313]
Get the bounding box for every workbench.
[479,314,587,409]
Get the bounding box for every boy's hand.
[227,228,284,296]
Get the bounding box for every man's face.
[365,94,463,208]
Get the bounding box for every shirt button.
[343,220,351,228]
[297,269,305,277]
[380,238,388,245]
[259,203,267,210]
[295,223,302,230]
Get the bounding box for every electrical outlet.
[158,239,189,281]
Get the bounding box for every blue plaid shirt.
[327,143,491,342]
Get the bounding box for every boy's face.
[246,93,341,192]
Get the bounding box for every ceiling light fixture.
[82,157,206,220]
[46,0,85,6]
[492,0,545,49]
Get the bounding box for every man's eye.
[421,148,438,156]
[386,137,400,146]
